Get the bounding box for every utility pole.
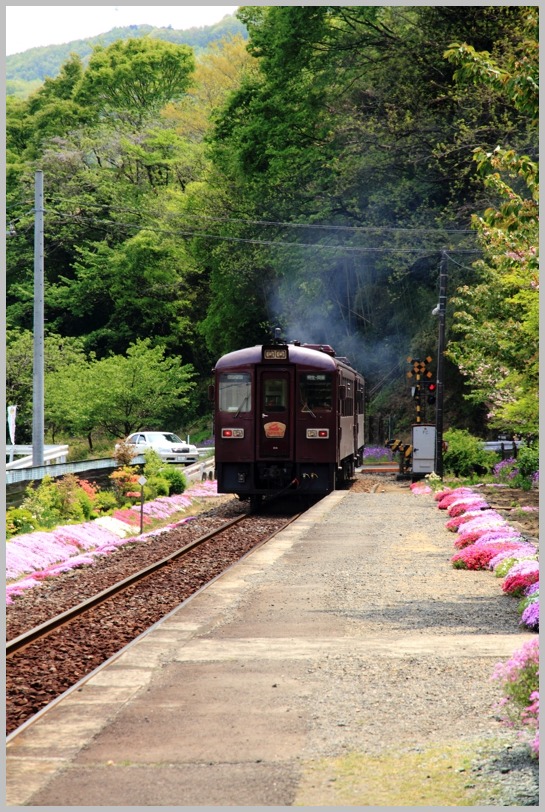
[32,170,45,466]
[434,249,448,477]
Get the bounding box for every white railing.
[5,449,215,486]
[6,445,70,470]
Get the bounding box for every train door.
[257,368,292,458]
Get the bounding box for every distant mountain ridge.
[7,14,246,96]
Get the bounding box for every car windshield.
[149,433,183,444]
[164,433,184,444]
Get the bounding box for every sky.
[5,5,240,55]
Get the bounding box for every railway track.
[6,509,301,737]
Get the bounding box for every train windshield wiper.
[301,404,316,418]
[235,395,250,417]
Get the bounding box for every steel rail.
[6,513,246,657]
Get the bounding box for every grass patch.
[295,740,501,806]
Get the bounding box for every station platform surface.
[6,488,532,807]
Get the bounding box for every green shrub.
[516,443,539,479]
[161,466,187,494]
[92,490,119,515]
[144,476,170,500]
[6,507,39,539]
[76,489,93,520]
[443,428,498,478]
[143,448,166,479]
[55,474,87,523]
[20,476,63,529]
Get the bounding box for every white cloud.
[6,5,240,56]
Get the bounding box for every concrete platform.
[6,490,532,807]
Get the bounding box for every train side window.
[300,373,332,412]
[341,377,354,416]
[219,373,252,413]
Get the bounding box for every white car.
[122,432,199,465]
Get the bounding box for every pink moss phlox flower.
[454,522,513,549]
[452,541,530,570]
[6,577,41,604]
[472,529,524,546]
[520,601,539,631]
[42,554,98,575]
[456,512,508,534]
[502,560,540,596]
[445,509,496,531]
[434,486,475,502]
[434,487,453,501]
[492,638,539,681]
[5,530,82,580]
[447,497,490,517]
[437,489,477,509]
[185,480,219,497]
[6,482,221,605]
[491,642,539,756]
[488,546,538,571]
[113,508,152,525]
[53,523,125,551]
[410,482,432,494]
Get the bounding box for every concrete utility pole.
[434,249,448,478]
[32,170,45,466]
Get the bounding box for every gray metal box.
[412,424,436,473]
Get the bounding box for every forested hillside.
[6,14,246,97]
[6,6,538,449]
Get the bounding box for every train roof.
[214,343,361,376]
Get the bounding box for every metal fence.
[6,456,145,486]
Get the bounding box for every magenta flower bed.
[502,560,540,597]
[6,480,221,605]
[521,601,539,631]
[436,488,477,508]
[454,523,516,549]
[413,480,539,757]
[451,541,532,570]
[445,509,503,531]
[447,497,490,517]
[488,545,538,570]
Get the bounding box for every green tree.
[6,328,88,443]
[46,338,196,441]
[74,37,195,125]
[444,7,538,437]
[196,5,532,385]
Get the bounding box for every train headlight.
[306,428,329,439]
[221,428,244,438]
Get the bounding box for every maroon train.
[212,339,365,508]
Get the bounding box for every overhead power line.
[46,211,482,254]
[10,196,478,236]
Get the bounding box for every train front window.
[219,373,251,413]
[300,373,332,412]
[263,379,287,412]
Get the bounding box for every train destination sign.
[262,346,288,361]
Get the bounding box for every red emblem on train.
[264,421,286,438]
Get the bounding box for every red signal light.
[428,383,436,392]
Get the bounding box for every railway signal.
[406,356,433,424]
[426,382,437,404]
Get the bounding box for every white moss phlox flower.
[94,515,138,537]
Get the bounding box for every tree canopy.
[5,7,538,444]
